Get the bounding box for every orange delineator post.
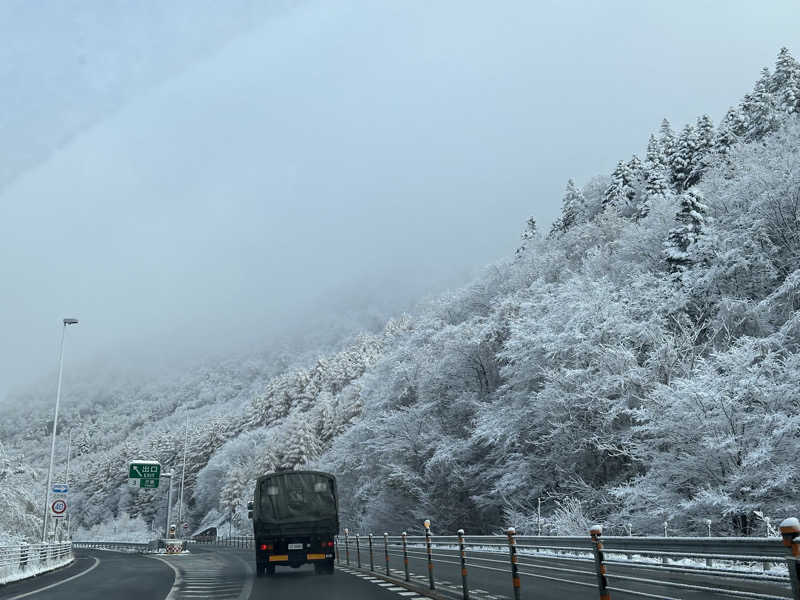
[780,517,800,599]
[345,529,350,566]
[507,527,520,600]
[402,532,410,582]
[590,525,611,600]
[424,520,435,590]
[458,528,470,600]
[384,532,390,576]
[368,533,374,571]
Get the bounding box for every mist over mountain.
[2,2,800,545]
[4,45,800,543]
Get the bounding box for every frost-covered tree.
[515,217,537,257]
[742,68,780,140]
[603,158,639,214]
[640,135,671,220]
[664,189,708,272]
[550,179,585,235]
[658,118,676,166]
[670,124,698,191]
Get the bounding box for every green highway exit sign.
[129,461,161,488]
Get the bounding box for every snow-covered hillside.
[3,47,800,542]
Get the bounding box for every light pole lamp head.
[63,318,79,325]
[423,519,431,529]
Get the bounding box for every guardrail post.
[345,529,350,566]
[424,520,435,590]
[507,527,520,600]
[780,517,800,599]
[402,532,409,582]
[590,525,611,600]
[384,533,390,576]
[19,542,29,571]
[368,533,374,571]
[356,533,361,568]
[458,529,470,600]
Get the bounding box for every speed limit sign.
[51,499,67,519]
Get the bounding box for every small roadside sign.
[140,478,159,489]
[51,499,67,519]
[183,523,189,530]
[52,483,68,494]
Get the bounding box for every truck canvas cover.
[258,471,337,524]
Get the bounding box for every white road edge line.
[228,553,255,600]
[150,556,183,600]
[5,557,100,600]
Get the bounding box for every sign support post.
[164,473,174,539]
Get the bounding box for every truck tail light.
[260,544,273,551]
[327,541,334,547]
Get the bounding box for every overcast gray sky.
[1,0,798,400]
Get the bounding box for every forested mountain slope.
[319,47,800,537]
[3,48,800,542]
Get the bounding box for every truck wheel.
[256,563,265,578]
[266,564,276,577]
[325,559,335,574]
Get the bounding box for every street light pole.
[65,429,72,540]
[41,318,78,542]
[537,497,542,536]
[178,415,188,526]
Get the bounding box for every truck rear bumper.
[267,553,334,564]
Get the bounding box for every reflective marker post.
[402,531,409,582]
[590,525,611,600]
[507,527,520,600]
[356,533,361,568]
[458,528,470,600]
[384,532,390,576]
[345,529,350,566]
[368,533,374,571]
[424,519,435,590]
[780,518,800,599]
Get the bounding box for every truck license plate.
[288,543,303,550]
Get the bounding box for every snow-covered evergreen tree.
[550,179,585,235]
[664,189,708,272]
[670,124,698,191]
[515,217,537,256]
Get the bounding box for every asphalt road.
[5,543,788,600]
[0,548,173,600]
[374,544,794,600]
[0,545,434,600]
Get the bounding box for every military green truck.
[248,470,339,577]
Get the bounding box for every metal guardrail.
[72,540,158,553]
[0,542,73,584]
[194,535,254,549]
[335,524,800,600]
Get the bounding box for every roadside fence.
[73,540,157,553]
[334,519,800,600]
[195,535,254,549]
[0,542,73,585]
